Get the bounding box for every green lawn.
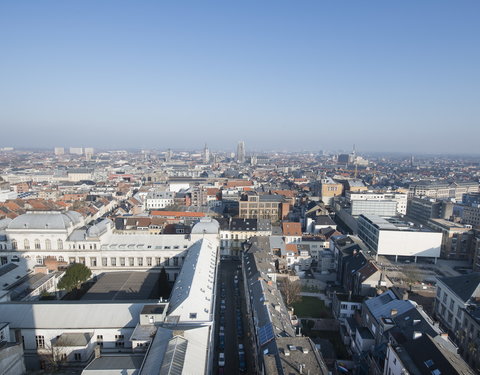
[292,296,332,318]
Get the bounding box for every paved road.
[213,258,254,374]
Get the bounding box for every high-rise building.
[203,144,210,163]
[165,149,173,162]
[236,141,245,163]
[84,147,94,161]
[54,147,64,156]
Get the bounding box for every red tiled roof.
[282,222,302,236]
[151,211,205,218]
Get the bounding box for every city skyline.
[1,1,479,153]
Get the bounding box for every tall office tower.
[203,143,210,163]
[165,149,173,162]
[85,147,94,161]
[54,147,64,156]
[236,141,246,163]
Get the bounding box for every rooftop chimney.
[94,345,101,358]
[390,309,398,317]
[413,332,422,340]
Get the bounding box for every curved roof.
[87,219,112,238]
[191,217,220,234]
[8,211,83,230]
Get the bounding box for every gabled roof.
[391,331,475,375]
[364,290,415,323]
[282,222,302,236]
[438,273,480,302]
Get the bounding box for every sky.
[0,1,479,154]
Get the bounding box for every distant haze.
[0,1,479,153]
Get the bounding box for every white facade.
[377,230,442,258]
[434,278,467,334]
[144,191,175,210]
[0,212,220,280]
[358,215,442,259]
[69,147,83,155]
[383,344,407,375]
[347,191,408,216]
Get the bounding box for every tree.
[402,264,421,291]
[38,336,74,372]
[159,267,171,299]
[58,263,92,292]
[279,277,302,307]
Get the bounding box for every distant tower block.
[237,141,246,163]
[54,147,64,156]
[165,149,173,162]
[203,143,210,163]
[85,147,94,161]
[69,147,83,155]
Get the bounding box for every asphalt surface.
[213,258,254,375]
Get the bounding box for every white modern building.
[144,191,175,210]
[357,214,442,261]
[346,191,408,216]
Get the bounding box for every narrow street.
[213,258,254,374]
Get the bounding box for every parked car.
[218,352,225,367]
[239,352,246,372]
[219,333,225,350]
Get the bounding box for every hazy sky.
[0,1,479,153]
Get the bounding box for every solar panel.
[258,323,275,346]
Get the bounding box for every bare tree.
[279,277,302,307]
[38,335,79,372]
[402,265,421,291]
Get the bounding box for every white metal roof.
[0,302,148,329]
[167,238,217,323]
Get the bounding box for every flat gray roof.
[84,354,144,371]
[82,272,160,301]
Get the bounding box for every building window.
[129,257,134,267]
[57,239,63,250]
[24,239,30,250]
[90,257,97,267]
[164,257,170,266]
[58,256,64,262]
[74,353,81,361]
[45,239,51,250]
[138,257,143,266]
[36,256,43,265]
[111,258,117,266]
[11,240,17,250]
[156,257,161,266]
[120,257,126,266]
[79,257,85,265]
[34,239,41,249]
[102,257,108,267]
[146,257,152,266]
[69,257,76,264]
[36,335,45,348]
[115,334,125,347]
[173,257,178,266]
[189,313,197,319]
